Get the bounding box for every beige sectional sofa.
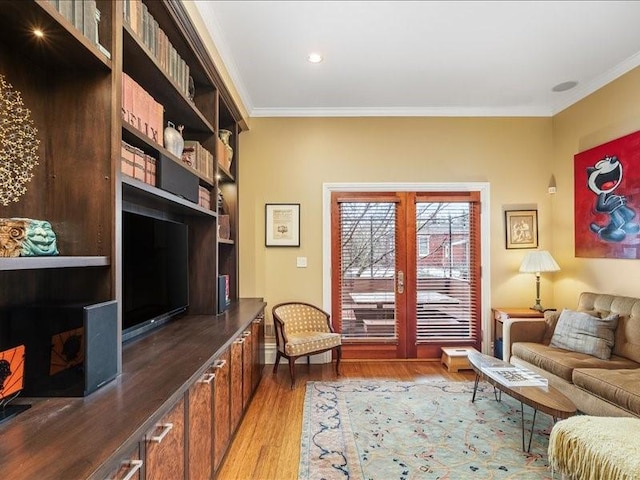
[503,292,640,417]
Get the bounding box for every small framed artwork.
[265,203,300,247]
[505,209,538,249]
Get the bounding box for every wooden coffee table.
[468,351,576,452]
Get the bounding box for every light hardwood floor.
[217,359,476,480]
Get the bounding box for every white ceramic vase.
[164,121,184,157]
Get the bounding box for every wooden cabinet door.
[251,315,264,393]
[242,329,253,409]
[213,349,231,472]
[188,370,214,480]
[145,397,185,480]
[230,336,244,433]
[105,445,143,480]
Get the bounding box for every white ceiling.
[193,1,640,118]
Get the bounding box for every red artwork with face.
[574,130,640,258]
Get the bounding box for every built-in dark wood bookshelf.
[0,1,251,478]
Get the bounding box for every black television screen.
[122,212,189,342]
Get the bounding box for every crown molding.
[249,105,553,118]
[551,51,640,116]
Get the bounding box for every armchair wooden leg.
[273,351,282,374]
[289,357,297,389]
[335,346,342,376]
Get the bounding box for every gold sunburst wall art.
[0,73,40,206]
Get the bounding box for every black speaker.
[7,300,118,397]
[158,153,199,203]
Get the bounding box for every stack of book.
[48,0,109,57]
[122,73,164,147]
[121,141,156,187]
[123,0,191,99]
[182,141,214,181]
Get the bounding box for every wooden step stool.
[440,347,478,372]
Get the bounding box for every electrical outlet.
[296,257,308,268]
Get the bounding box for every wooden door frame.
[322,182,492,356]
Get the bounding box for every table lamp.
[519,250,560,312]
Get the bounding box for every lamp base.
[530,303,544,312]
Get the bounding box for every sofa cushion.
[573,368,640,416]
[550,309,618,360]
[511,342,638,382]
[576,292,640,364]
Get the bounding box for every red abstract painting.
[574,130,640,258]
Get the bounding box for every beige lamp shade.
[519,250,560,311]
[519,250,560,274]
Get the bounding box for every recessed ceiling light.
[33,28,44,38]
[307,53,323,64]
[552,81,578,92]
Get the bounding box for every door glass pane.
[339,202,396,339]
[415,202,476,341]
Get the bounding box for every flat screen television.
[122,211,189,342]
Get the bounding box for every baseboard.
[264,342,332,365]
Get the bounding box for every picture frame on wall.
[505,209,538,249]
[265,203,300,247]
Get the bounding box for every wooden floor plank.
[217,360,475,480]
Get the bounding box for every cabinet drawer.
[145,397,185,480]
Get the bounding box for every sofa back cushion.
[577,292,640,363]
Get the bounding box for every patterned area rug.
[299,380,554,479]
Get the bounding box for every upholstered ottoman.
[548,416,640,479]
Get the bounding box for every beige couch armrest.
[502,318,547,362]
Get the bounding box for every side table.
[492,308,544,360]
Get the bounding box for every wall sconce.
[519,250,560,311]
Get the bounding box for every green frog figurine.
[0,218,59,257]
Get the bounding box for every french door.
[331,191,481,359]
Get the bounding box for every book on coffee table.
[483,366,549,388]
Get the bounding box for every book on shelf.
[483,366,549,388]
[122,73,164,147]
[123,0,190,98]
[183,141,214,180]
[198,186,211,210]
[120,142,135,178]
[121,140,156,188]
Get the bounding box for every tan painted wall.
[238,117,555,318]
[551,67,640,308]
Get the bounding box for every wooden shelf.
[122,176,216,218]
[123,25,214,134]
[122,123,214,187]
[0,256,110,271]
[218,163,235,183]
[0,1,112,72]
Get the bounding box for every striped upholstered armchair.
[272,302,342,388]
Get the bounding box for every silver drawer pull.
[149,423,173,443]
[199,372,215,384]
[215,359,227,369]
[119,460,143,480]
[235,338,245,344]
[243,331,251,337]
